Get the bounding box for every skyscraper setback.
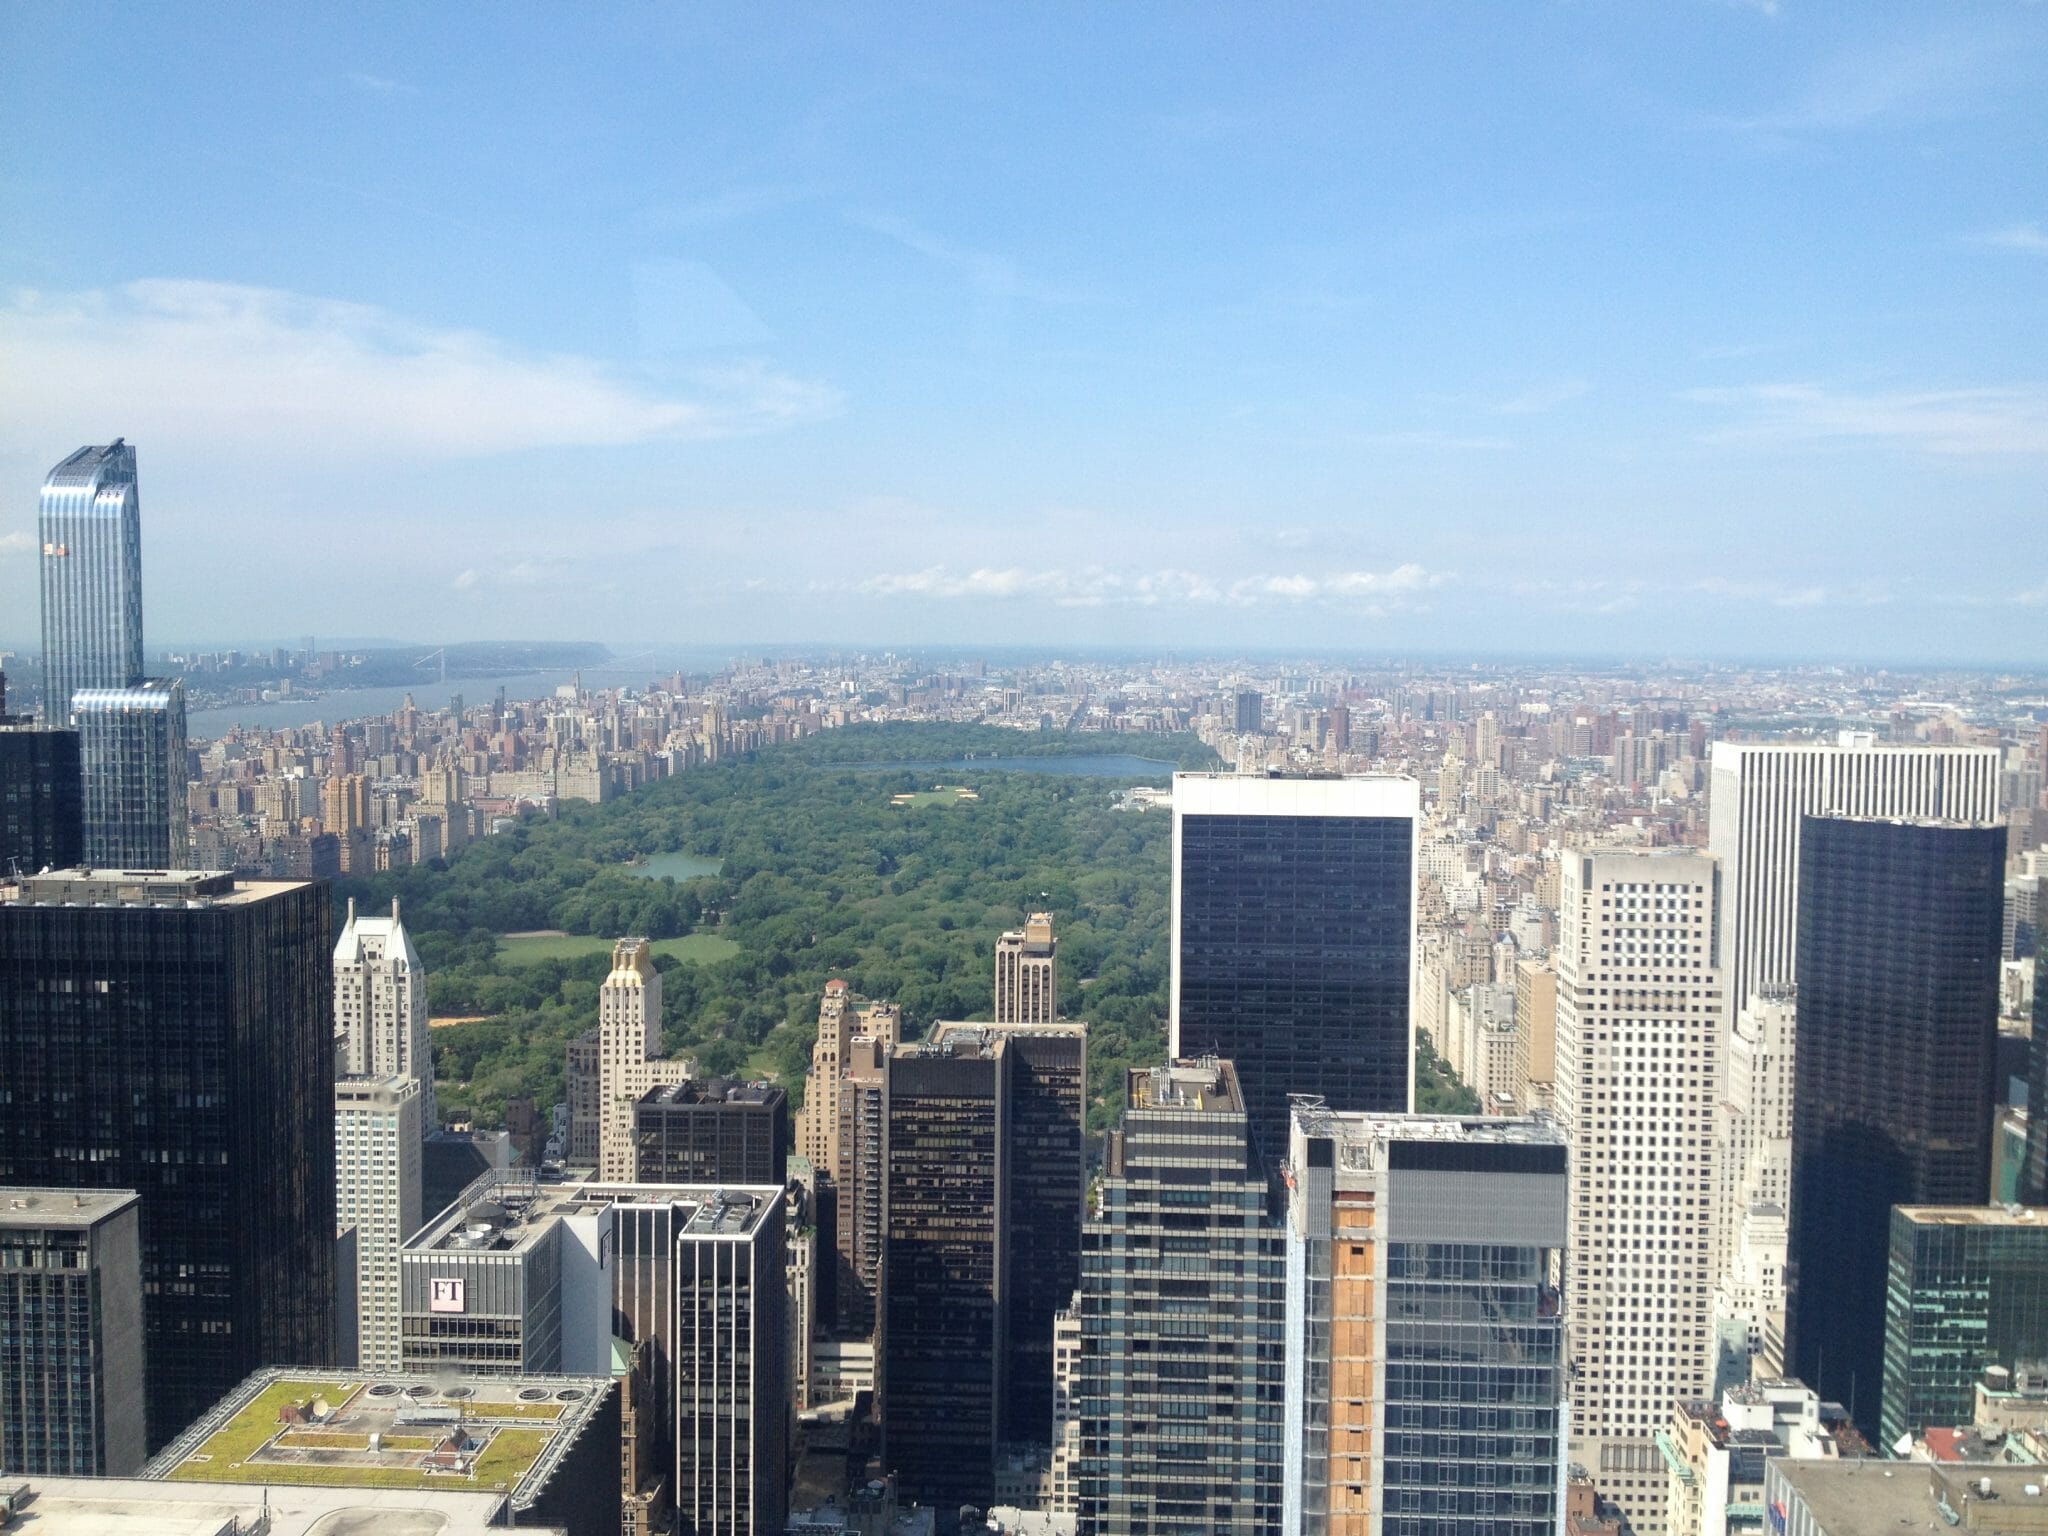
[1171,772,1419,1158]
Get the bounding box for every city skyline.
[1,7,2045,657]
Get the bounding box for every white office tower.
[334,1076,423,1370]
[597,938,689,1180]
[1707,735,1999,1023]
[333,898,437,1132]
[1553,847,1725,1536]
[1712,987,1798,1372]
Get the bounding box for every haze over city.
[3,4,2046,658]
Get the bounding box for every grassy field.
[496,932,741,966]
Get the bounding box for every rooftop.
[0,1187,140,1228]
[41,440,132,490]
[409,1173,784,1254]
[1897,1204,2048,1228]
[1128,1057,1243,1114]
[142,1367,612,1513]
[638,1077,785,1108]
[1293,1105,1566,1167]
[0,1476,524,1536]
[1,869,305,909]
[1772,1459,2048,1535]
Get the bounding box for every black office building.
[0,673,83,875]
[633,1077,789,1187]
[2022,928,2048,1207]
[1787,815,2005,1435]
[0,868,337,1449]
[1171,773,1420,1160]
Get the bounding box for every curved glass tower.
[39,441,143,726]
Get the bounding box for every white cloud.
[2018,580,2048,607]
[1495,379,1590,415]
[1965,224,2048,255]
[1683,382,2048,455]
[0,281,839,461]
[0,531,31,554]
[451,569,479,591]
[854,563,1441,611]
[345,72,418,96]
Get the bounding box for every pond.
[624,851,725,881]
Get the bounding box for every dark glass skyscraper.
[38,441,144,725]
[0,674,83,874]
[1172,773,1419,1160]
[2023,929,2048,1207]
[0,868,337,1449]
[632,1077,789,1186]
[1786,815,2006,1435]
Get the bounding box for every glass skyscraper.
[2022,929,2048,1207]
[73,680,189,868]
[1786,815,2006,1435]
[1172,773,1419,1162]
[1284,1109,1568,1536]
[1078,1058,1285,1536]
[1882,1205,2048,1451]
[0,868,337,1449]
[38,441,144,725]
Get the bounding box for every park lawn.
[889,786,978,808]
[497,932,740,966]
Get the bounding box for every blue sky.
[1,3,2044,659]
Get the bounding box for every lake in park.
[624,851,725,881]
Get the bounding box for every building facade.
[335,1075,424,1370]
[596,939,690,1181]
[1077,1059,1284,1536]
[38,441,144,726]
[73,680,189,869]
[1706,738,2001,1026]
[0,1187,146,1476]
[1171,772,1419,1160]
[0,681,82,874]
[632,1076,789,1186]
[994,911,1059,1024]
[0,868,336,1449]
[1787,816,2006,1434]
[1552,847,1724,1536]
[1283,1109,1569,1536]
[333,897,437,1131]
[1881,1206,2048,1452]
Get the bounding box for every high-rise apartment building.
[1511,956,1558,1112]
[1707,737,2000,1024]
[1713,986,1798,1368]
[1283,1109,1569,1536]
[1233,689,1264,734]
[1077,1058,1284,1536]
[994,910,1059,1024]
[2022,931,2048,1207]
[0,1187,146,1476]
[333,896,437,1131]
[1553,847,1723,1536]
[564,1030,600,1164]
[880,1030,1010,1510]
[1172,772,1419,1159]
[1881,1206,2048,1451]
[1787,816,2005,1434]
[835,1033,890,1336]
[632,1077,788,1186]
[931,1019,1088,1446]
[334,1076,423,1371]
[38,441,143,726]
[73,680,189,868]
[596,938,690,1180]
[0,867,335,1448]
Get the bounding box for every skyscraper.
[596,938,690,1180]
[333,896,437,1131]
[38,441,143,725]
[73,680,188,868]
[932,1019,1088,1446]
[880,1030,1010,1510]
[2022,930,2048,1208]
[0,867,336,1448]
[0,1187,146,1476]
[334,1075,423,1370]
[1707,737,2000,1025]
[0,672,83,874]
[1283,1108,1569,1536]
[1881,1205,2048,1451]
[1172,772,1419,1160]
[1787,815,2006,1435]
[994,910,1059,1024]
[1552,847,1724,1536]
[1078,1058,1284,1536]
[632,1077,789,1186]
